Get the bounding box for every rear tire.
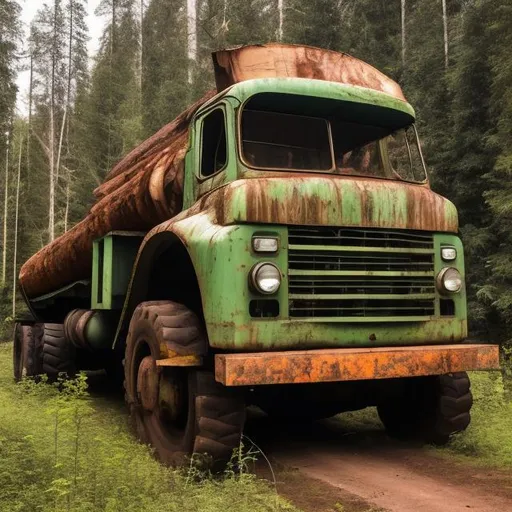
[377,372,472,445]
[13,323,43,381]
[42,323,76,379]
[124,301,246,469]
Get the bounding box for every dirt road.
[249,412,512,512]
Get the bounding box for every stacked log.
[19,91,216,299]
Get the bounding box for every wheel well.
[114,233,204,351]
[147,242,203,318]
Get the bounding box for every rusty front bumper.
[215,344,500,386]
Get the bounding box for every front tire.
[377,372,472,445]
[124,301,246,469]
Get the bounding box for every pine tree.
[336,0,401,78]
[0,0,20,303]
[141,0,189,135]
[286,0,343,50]
[0,0,20,136]
[59,0,89,231]
[478,0,512,334]
[29,1,67,242]
[85,0,141,177]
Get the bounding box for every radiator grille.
[288,227,435,321]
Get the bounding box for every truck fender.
[112,224,202,351]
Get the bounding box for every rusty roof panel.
[213,43,407,101]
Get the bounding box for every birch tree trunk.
[12,135,23,316]
[27,54,33,180]
[111,0,116,55]
[442,0,448,68]
[2,134,9,288]
[187,0,197,85]
[64,171,71,232]
[401,0,406,65]
[107,0,116,170]
[48,0,59,243]
[278,0,284,42]
[139,0,144,103]
[55,0,74,230]
[62,1,79,233]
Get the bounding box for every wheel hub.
[137,357,185,423]
[137,356,160,411]
[159,370,184,423]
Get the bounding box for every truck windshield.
[241,109,427,183]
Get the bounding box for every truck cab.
[178,77,466,353]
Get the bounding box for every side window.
[200,109,227,178]
[387,126,427,182]
[387,130,411,179]
[406,127,426,182]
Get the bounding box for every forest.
[0,0,511,343]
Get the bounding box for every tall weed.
[0,343,296,512]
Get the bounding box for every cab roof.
[200,77,416,129]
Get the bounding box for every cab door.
[194,103,234,199]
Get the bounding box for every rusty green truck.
[14,44,499,468]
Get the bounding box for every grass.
[436,369,512,467]
[3,338,510,512]
[0,342,298,512]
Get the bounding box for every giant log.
[19,91,216,299]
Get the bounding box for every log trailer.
[13,44,499,467]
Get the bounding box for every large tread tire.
[434,372,472,440]
[194,371,246,464]
[13,323,43,381]
[42,323,76,379]
[124,301,245,469]
[377,372,472,445]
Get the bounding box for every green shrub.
[0,343,297,512]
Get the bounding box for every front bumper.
[215,343,499,386]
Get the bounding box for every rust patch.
[198,176,458,232]
[213,44,408,102]
[215,344,500,386]
[155,354,203,367]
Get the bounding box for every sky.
[16,0,104,114]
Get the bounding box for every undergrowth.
[439,369,512,466]
[0,343,297,512]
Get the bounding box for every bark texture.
[19,90,216,299]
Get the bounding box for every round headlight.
[250,263,281,295]
[437,267,462,293]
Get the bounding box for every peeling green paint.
[121,77,467,353]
